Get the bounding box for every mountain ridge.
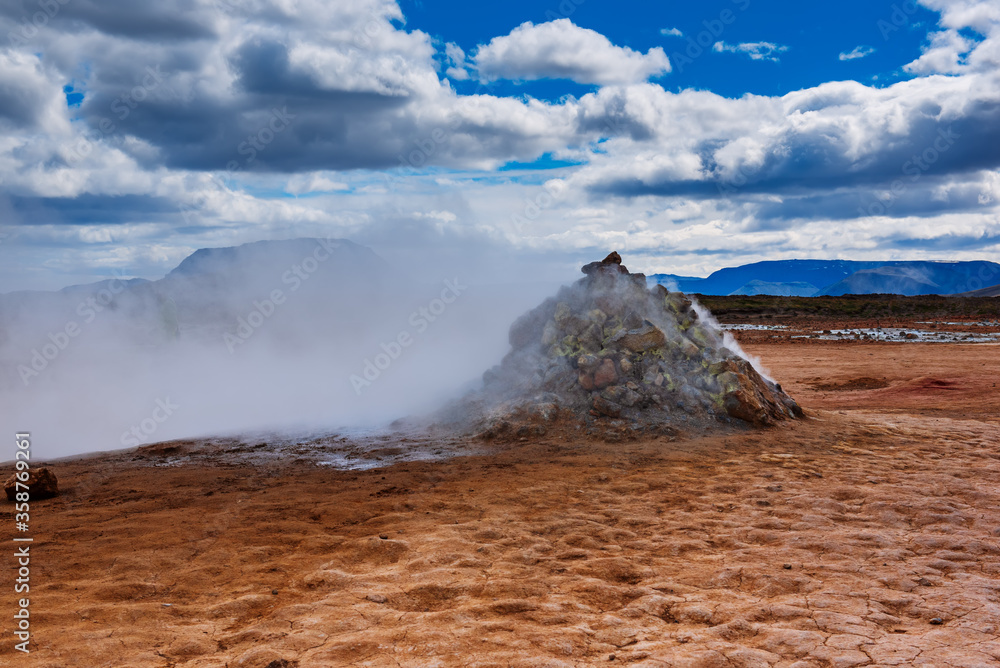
[649,259,1000,296]
[4,244,998,299]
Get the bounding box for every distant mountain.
[819,261,1000,296]
[649,259,1000,296]
[954,282,1000,297]
[729,280,820,297]
[649,260,881,296]
[158,237,394,319]
[165,237,383,280]
[0,238,399,357]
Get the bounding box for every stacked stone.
[459,252,801,440]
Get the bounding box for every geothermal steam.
[0,239,557,458]
[443,252,802,440]
[1,243,800,458]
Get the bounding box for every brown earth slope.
[2,340,1000,667]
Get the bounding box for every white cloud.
[904,30,975,74]
[905,0,1000,74]
[414,209,458,223]
[712,41,789,62]
[839,45,875,61]
[285,174,350,196]
[474,19,671,86]
[660,27,683,37]
[0,51,72,134]
[2,0,1000,291]
[444,42,470,80]
[920,0,1000,35]
[568,70,1000,198]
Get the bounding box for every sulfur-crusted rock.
[441,252,802,440]
[612,322,668,352]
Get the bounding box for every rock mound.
[448,252,801,440]
[5,467,59,501]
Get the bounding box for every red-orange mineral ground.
[3,334,1000,667]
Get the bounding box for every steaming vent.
[444,252,802,441]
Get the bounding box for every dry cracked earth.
[2,341,999,667]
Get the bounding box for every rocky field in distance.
[698,294,1000,323]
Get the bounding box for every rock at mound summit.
[450,252,802,440]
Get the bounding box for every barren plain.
[3,317,999,667]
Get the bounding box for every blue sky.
[404,0,941,98]
[0,0,998,291]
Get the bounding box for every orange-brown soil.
[3,341,1000,667]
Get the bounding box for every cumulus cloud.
[839,45,875,61]
[474,19,671,86]
[660,27,683,37]
[0,51,70,132]
[920,0,1000,35]
[904,0,1000,73]
[444,42,470,80]
[905,30,975,73]
[285,174,349,196]
[712,41,789,62]
[0,0,1000,292]
[0,0,587,181]
[572,72,1000,203]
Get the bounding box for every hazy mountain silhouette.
[650,259,1000,296]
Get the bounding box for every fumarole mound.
[450,252,802,440]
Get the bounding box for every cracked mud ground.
[3,341,1000,667]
